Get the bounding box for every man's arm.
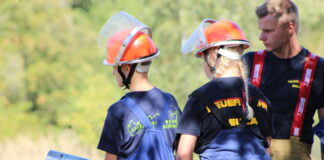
[176,134,197,160]
[104,152,117,160]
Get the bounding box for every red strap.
[251,50,266,88]
[291,52,319,136]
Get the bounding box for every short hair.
[255,0,299,32]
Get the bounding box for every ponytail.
[238,59,254,120]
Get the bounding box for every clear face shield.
[181,19,216,56]
[98,11,152,66]
[181,19,250,60]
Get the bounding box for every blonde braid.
[238,59,254,120]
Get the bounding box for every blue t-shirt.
[97,87,181,159]
[177,77,272,160]
[243,48,324,144]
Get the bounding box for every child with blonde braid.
[176,20,272,160]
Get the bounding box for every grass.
[0,129,321,160]
[0,130,103,160]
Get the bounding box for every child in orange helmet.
[176,20,272,160]
[97,11,180,160]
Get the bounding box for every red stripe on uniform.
[251,50,266,88]
[251,51,319,137]
[290,52,319,136]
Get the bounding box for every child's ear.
[122,64,132,73]
[210,48,219,59]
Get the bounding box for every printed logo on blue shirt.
[148,113,160,126]
[127,120,144,136]
[127,110,178,136]
[163,110,178,129]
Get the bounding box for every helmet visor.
[181,19,216,54]
[98,11,151,65]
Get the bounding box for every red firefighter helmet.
[182,19,250,58]
[98,11,159,66]
[104,28,159,65]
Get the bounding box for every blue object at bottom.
[199,128,271,160]
[45,150,90,160]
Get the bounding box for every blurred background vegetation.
[0,0,323,159]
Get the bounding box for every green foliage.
[0,0,323,148]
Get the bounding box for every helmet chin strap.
[117,63,138,89]
[203,52,221,73]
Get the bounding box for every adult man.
[243,1,324,160]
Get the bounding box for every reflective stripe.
[304,69,312,85]
[297,97,306,115]
[290,52,319,136]
[253,64,261,80]
[293,128,300,137]
[250,50,266,88]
